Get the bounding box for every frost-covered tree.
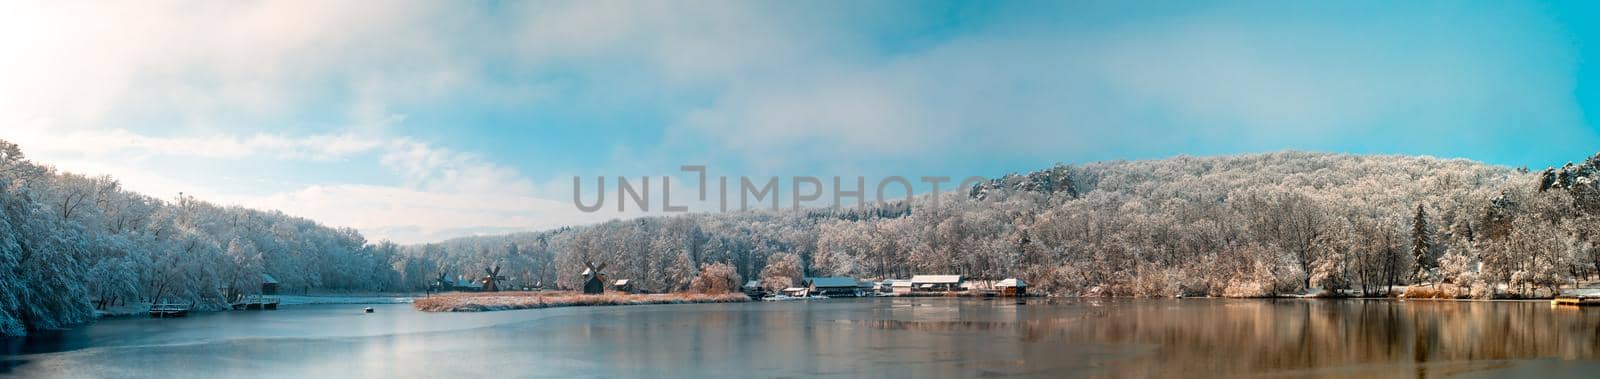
[688,263,741,294]
[759,253,803,291]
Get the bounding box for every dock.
[149,303,191,318]
[232,294,280,310]
[1552,296,1600,306]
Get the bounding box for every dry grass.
[412,291,750,312]
[1401,284,1469,299]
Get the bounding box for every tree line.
[413,151,1600,301]
[7,135,1600,336]
[0,140,401,336]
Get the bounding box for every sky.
[3,1,1600,244]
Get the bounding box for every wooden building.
[613,279,634,293]
[910,275,963,292]
[997,278,1027,297]
[576,267,601,292]
[805,277,862,297]
[888,280,913,295]
[743,280,766,299]
[260,273,280,295]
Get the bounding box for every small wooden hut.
[260,273,280,295]
[743,280,765,299]
[997,278,1027,297]
[613,279,634,293]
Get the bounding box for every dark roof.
[806,277,858,288]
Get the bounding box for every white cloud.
[379,139,538,196]
[230,184,611,245]
[5,124,386,161]
[2,1,1594,244]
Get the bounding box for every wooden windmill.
[482,264,506,292]
[433,272,450,291]
[581,261,608,294]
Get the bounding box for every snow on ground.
[94,303,151,318]
[1560,288,1600,297]
[277,295,414,305]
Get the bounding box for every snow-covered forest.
[0,139,405,336]
[6,133,1600,336]
[413,151,1599,300]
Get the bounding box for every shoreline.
[92,294,418,319]
[413,291,750,312]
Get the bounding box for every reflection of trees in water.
[1046,300,1600,377]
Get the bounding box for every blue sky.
[3,1,1599,243]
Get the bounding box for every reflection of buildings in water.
[1056,299,1600,377]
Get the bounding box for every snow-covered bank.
[94,304,151,318]
[89,295,415,319]
[277,295,414,306]
[414,291,749,312]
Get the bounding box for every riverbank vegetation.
[415,261,748,312]
[413,291,750,312]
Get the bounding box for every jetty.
[1553,296,1600,306]
[233,294,280,310]
[149,302,191,318]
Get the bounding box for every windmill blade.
[584,261,596,271]
[595,262,607,272]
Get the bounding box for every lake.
[5,298,1600,378]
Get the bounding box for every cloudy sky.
[4,1,1600,244]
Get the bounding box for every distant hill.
[410,151,1567,299]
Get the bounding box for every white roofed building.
[910,275,963,292]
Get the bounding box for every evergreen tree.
[1411,204,1436,282]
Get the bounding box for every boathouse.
[806,277,862,297]
[743,280,765,298]
[260,273,280,295]
[910,275,963,292]
[891,280,913,295]
[997,278,1027,297]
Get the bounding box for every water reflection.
[1015,299,1600,377]
[6,299,1600,378]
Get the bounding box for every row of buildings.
[745,275,1028,298]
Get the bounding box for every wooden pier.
[1552,296,1600,306]
[149,303,191,318]
[232,294,280,310]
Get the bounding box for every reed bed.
[413,291,750,312]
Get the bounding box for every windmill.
[433,272,451,291]
[482,264,506,292]
[581,261,608,294]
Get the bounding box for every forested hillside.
[0,140,409,336]
[8,132,1599,336]
[412,151,1600,299]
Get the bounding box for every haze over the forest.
[7,135,1600,336]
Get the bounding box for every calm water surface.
[5,298,1600,378]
